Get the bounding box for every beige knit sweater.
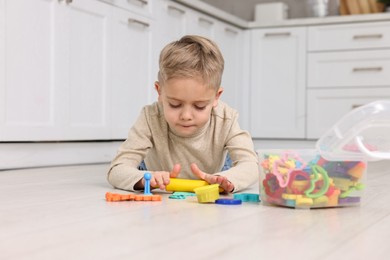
[107,101,258,192]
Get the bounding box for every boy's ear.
[213,87,223,107]
[155,81,162,96]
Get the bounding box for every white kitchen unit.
[0,0,153,141]
[2,0,390,168]
[307,21,390,138]
[250,27,306,138]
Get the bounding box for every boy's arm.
[216,115,259,192]
[107,108,153,191]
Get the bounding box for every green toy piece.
[233,193,260,202]
[169,192,196,200]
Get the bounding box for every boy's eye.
[169,103,181,109]
[194,105,206,110]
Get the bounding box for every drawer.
[308,49,390,88]
[308,21,390,52]
[306,88,390,139]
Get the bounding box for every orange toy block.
[347,162,366,179]
[105,192,161,202]
[327,189,341,207]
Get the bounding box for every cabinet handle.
[131,0,148,5]
[351,104,363,109]
[198,17,214,25]
[128,18,149,28]
[168,5,186,14]
[353,34,383,40]
[58,0,72,3]
[225,27,238,34]
[264,32,291,37]
[352,67,383,72]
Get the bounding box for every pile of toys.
[105,173,260,205]
[259,151,366,208]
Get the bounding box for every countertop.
[175,0,390,28]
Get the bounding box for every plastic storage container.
[258,100,390,209]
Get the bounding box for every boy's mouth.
[180,124,194,128]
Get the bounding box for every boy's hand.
[190,163,234,193]
[149,164,181,190]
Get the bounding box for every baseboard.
[0,141,122,170]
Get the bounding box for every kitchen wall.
[201,0,340,20]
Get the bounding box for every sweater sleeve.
[107,107,153,191]
[216,112,259,192]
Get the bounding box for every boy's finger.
[162,174,170,185]
[170,164,181,178]
[150,178,157,188]
[190,163,204,178]
[191,163,214,184]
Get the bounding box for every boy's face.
[155,77,222,137]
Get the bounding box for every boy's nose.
[180,107,192,120]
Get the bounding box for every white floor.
[1,161,390,260]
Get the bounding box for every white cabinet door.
[0,0,4,139]
[214,24,245,125]
[250,27,306,138]
[57,0,112,140]
[0,0,114,141]
[110,8,152,139]
[0,0,61,141]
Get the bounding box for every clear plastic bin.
[258,100,390,209]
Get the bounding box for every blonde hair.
[158,35,224,91]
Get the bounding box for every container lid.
[316,100,390,161]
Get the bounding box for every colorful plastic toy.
[194,184,220,203]
[105,192,162,202]
[168,192,196,200]
[105,172,163,202]
[166,178,210,192]
[233,193,260,203]
[215,199,242,205]
[144,172,152,195]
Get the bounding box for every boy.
[107,35,258,193]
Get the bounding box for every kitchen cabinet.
[0,0,244,141]
[0,0,113,141]
[307,88,390,138]
[0,0,152,141]
[0,0,63,141]
[249,27,306,138]
[307,21,390,138]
